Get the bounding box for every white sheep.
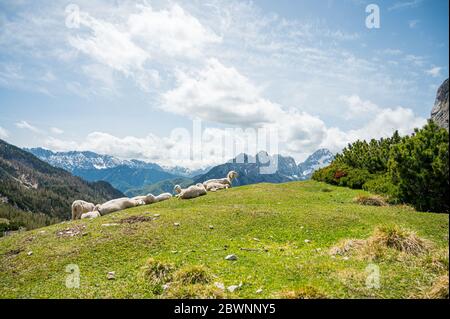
[203,171,238,189]
[131,194,157,205]
[94,197,141,216]
[80,211,101,219]
[174,183,207,199]
[205,182,230,192]
[155,193,172,202]
[71,200,96,220]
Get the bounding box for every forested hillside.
[0,139,124,221]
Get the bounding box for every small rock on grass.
[174,222,180,227]
[256,288,263,294]
[304,239,311,243]
[227,282,243,292]
[225,254,238,261]
[214,282,225,290]
[162,283,171,290]
[209,225,214,229]
[107,271,116,280]
[27,251,33,256]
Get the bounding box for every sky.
[0,0,448,169]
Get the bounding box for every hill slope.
[0,181,447,298]
[0,139,123,220]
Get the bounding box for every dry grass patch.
[173,265,212,285]
[142,257,175,285]
[164,283,225,299]
[330,225,432,260]
[423,274,449,299]
[354,195,387,207]
[276,286,327,299]
[329,239,366,256]
[370,225,431,255]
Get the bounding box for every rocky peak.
[431,78,449,130]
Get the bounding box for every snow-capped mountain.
[25,148,163,172]
[194,151,303,186]
[162,165,211,178]
[298,149,334,180]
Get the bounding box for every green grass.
[0,181,448,299]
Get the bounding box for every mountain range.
[194,150,334,186]
[25,147,334,193]
[25,148,209,193]
[1,139,123,221]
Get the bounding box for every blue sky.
[0,0,448,168]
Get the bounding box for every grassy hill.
[0,181,448,299]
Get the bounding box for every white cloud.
[15,120,42,133]
[321,106,426,153]
[127,4,221,58]
[339,95,380,119]
[381,48,403,56]
[389,0,423,11]
[0,126,9,139]
[404,54,425,66]
[426,66,442,78]
[68,3,221,92]
[50,127,64,135]
[162,58,283,126]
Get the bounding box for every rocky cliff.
[431,78,449,130]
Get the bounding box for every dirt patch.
[3,248,23,257]
[56,225,86,238]
[120,216,153,224]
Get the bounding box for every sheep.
[94,197,141,216]
[203,171,238,189]
[131,193,157,205]
[81,211,101,219]
[173,183,207,199]
[205,182,230,192]
[71,200,96,220]
[155,193,172,202]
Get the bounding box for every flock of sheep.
[71,171,239,220]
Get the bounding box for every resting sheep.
[174,183,207,199]
[131,194,157,205]
[155,193,172,202]
[205,182,230,192]
[71,200,96,220]
[203,171,238,189]
[81,211,101,219]
[94,197,142,216]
